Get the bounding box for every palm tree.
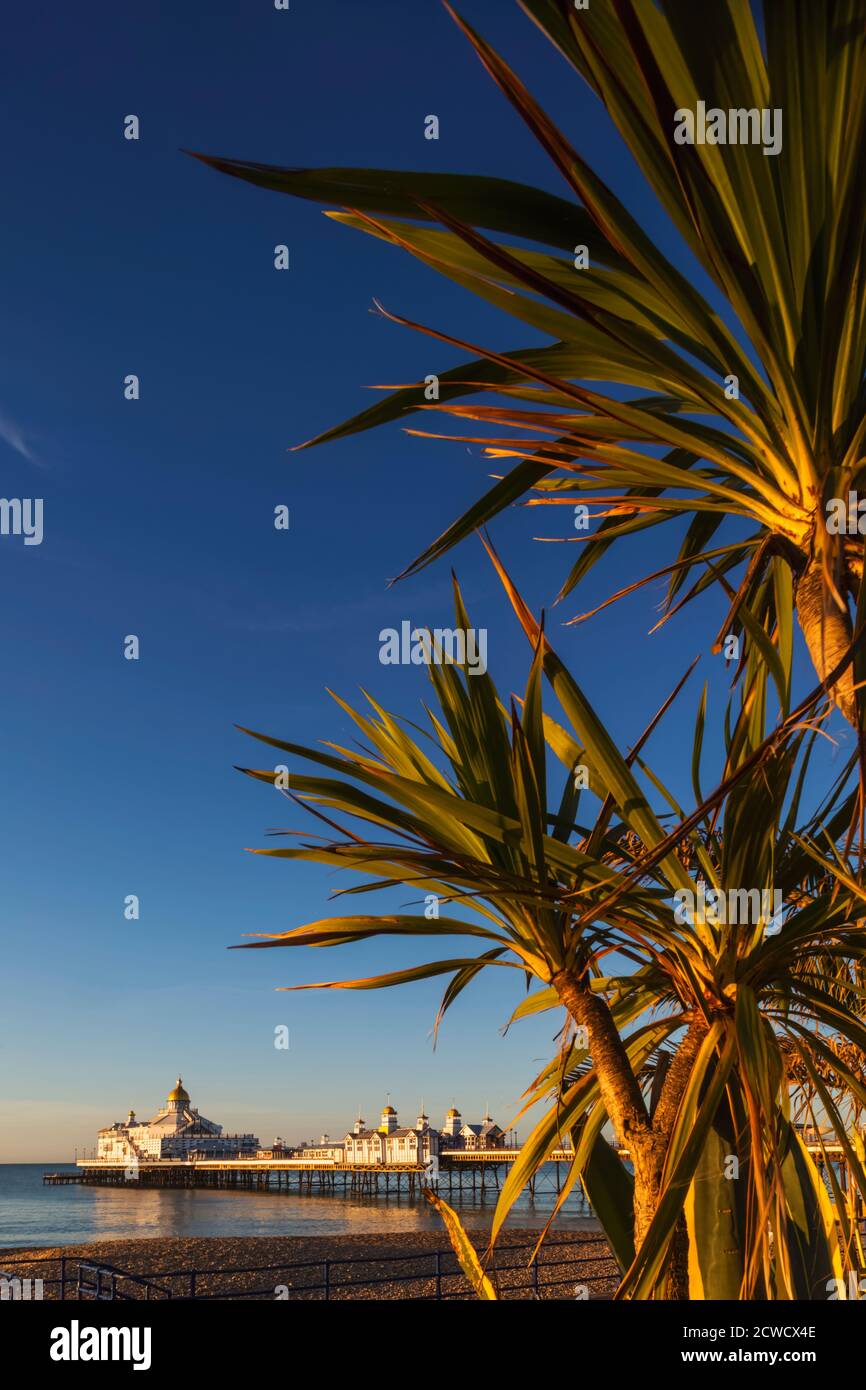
[233,555,866,1297]
[190,1,866,724]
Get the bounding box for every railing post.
[435,1250,442,1301]
[532,1257,539,1297]
[323,1260,330,1302]
[59,1256,66,1302]
[189,1271,196,1300]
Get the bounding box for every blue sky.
[0,1,838,1161]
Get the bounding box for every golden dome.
[381,1105,396,1115]
[168,1077,189,1103]
[446,1107,461,1118]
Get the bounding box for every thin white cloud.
[0,409,35,462]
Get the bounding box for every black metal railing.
[76,1262,174,1301]
[0,1236,617,1301]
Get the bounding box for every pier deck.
[46,1149,581,1197]
[45,1137,849,1200]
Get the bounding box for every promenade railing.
[0,1235,618,1301]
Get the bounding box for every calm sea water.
[0,1165,598,1249]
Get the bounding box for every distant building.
[96,1078,259,1163]
[94,1084,506,1168]
[295,1133,346,1162]
[343,1104,439,1166]
[441,1106,463,1145]
[256,1137,289,1159]
[459,1111,507,1151]
[440,1105,508,1151]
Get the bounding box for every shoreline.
[0,1230,617,1300]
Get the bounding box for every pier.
[44,1148,580,1198]
[43,1134,859,1213]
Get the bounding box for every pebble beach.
[1,1229,618,1300]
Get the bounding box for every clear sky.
[0,1,834,1161]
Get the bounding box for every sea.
[0,1164,598,1249]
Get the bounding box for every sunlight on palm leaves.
[233,554,866,1298]
[191,0,866,724]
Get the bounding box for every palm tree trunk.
[552,968,657,1235]
[651,1023,707,1297]
[552,969,705,1294]
[795,556,857,724]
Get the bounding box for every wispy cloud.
[0,409,35,463]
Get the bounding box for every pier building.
[96,1078,259,1163]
